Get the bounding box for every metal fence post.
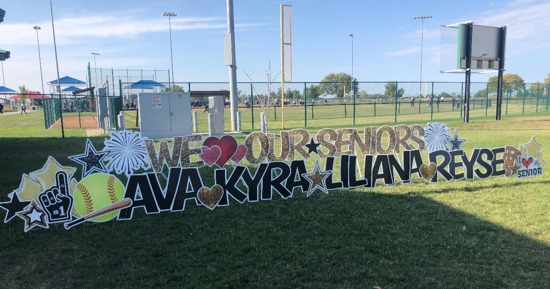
[353,81,356,126]
[344,103,347,118]
[536,82,540,112]
[522,89,526,114]
[394,82,398,123]
[485,82,489,117]
[250,83,254,130]
[546,84,549,111]
[304,82,307,128]
[430,82,434,121]
[460,83,463,119]
[506,91,511,115]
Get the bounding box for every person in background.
[21,104,27,115]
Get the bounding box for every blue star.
[69,139,108,178]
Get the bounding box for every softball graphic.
[72,173,126,222]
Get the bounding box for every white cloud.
[0,15,228,46]
[476,1,550,52]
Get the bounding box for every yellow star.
[520,136,542,158]
[30,156,76,190]
[16,174,43,202]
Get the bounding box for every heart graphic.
[521,157,533,168]
[199,146,221,166]
[231,144,248,164]
[420,162,437,181]
[198,185,224,210]
[203,135,238,167]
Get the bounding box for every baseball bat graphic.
[64,198,133,230]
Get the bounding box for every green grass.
[0,113,549,288]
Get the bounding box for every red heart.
[199,146,221,166]
[203,135,238,167]
[521,157,533,168]
[231,144,248,164]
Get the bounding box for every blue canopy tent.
[48,76,86,86]
[62,86,82,92]
[0,85,15,93]
[126,80,165,90]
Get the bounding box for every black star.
[305,138,321,154]
[0,192,31,223]
[448,129,466,151]
[69,139,108,178]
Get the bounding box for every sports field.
[0,110,549,288]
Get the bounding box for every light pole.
[349,33,355,125]
[33,26,45,94]
[349,34,354,83]
[50,0,64,138]
[413,15,432,97]
[91,52,100,88]
[163,12,177,91]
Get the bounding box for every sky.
[1,0,549,93]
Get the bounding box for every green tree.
[319,73,357,98]
[473,88,487,99]
[383,82,405,100]
[307,84,321,99]
[544,73,550,84]
[160,84,185,93]
[440,92,452,99]
[530,81,543,97]
[488,73,525,94]
[280,88,300,99]
[18,85,28,106]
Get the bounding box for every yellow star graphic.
[520,136,542,158]
[520,136,545,166]
[30,156,76,190]
[16,174,43,202]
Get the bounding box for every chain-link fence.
[0,81,548,138]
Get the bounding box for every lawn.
[0,111,549,288]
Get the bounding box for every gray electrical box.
[138,92,192,139]
[97,88,110,130]
[209,95,225,135]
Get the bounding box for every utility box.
[138,92,192,139]
[209,95,225,135]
